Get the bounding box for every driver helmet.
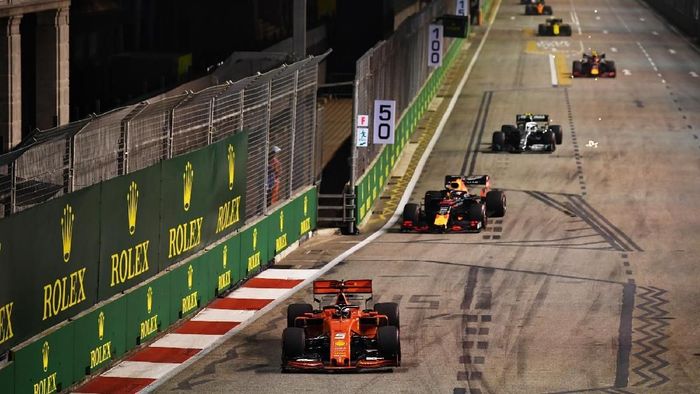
[525,122,538,133]
[591,50,598,57]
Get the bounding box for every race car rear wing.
[516,114,549,122]
[313,279,373,295]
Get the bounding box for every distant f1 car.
[538,18,571,36]
[282,279,400,371]
[492,113,563,153]
[572,51,616,78]
[401,175,506,233]
[525,0,553,15]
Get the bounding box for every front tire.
[486,190,506,217]
[282,327,305,361]
[377,325,401,365]
[550,125,563,144]
[492,131,505,151]
[546,131,557,152]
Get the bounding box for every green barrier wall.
[98,165,162,301]
[0,362,14,394]
[125,274,172,347]
[296,188,317,238]
[208,235,243,296]
[0,186,100,356]
[13,323,74,394]
[72,296,127,381]
[355,38,464,225]
[210,133,248,240]
[240,218,270,277]
[266,204,299,259]
[169,255,213,321]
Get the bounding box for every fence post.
[10,161,16,214]
[167,108,175,159]
[207,97,215,145]
[262,80,272,214]
[347,77,359,235]
[288,69,299,197]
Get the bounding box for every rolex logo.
[98,312,105,340]
[304,195,308,216]
[61,204,74,262]
[42,341,50,372]
[253,228,258,251]
[187,265,193,290]
[280,211,285,232]
[222,245,228,269]
[147,287,153,314]
[127,181,139,235]
[183,161,194,211]
[227,144,235,191]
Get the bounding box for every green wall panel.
[209,132,248,239]
[125,274,171,347]
[240,219,269,277]
[267,202,299,259]
[169,255,212,320]
[72,296,127,381]
[98,165,161,301]
[0,361,14,394]
[0,186,100,356]
[13,323,74,394]
[209,234,242,296]
[296,188,317,237]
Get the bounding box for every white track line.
[191,308,256,322]
[256,268,318,280]
[549,54,558,87]
[104,361,181,380]
[151,334,221,350]
[141,0,503,391]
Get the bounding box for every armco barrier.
[72,296,128,381]
[4,186,316,391]
[240,217,270,277]
[355,38,464,225]
[98,164,162,300]
[13,323,74,394]
[125,273,172,348]
[169,255,213,321]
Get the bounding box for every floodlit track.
[155,0,700,392]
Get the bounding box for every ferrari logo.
[98,312,105,340]
[183,161,194,211]
[222,245,228,269]
[187,265,193,290]
[280,211,285,232]
[61,204,74,262]
[147,287,153,314]
[253,228,258,251]
[227,144,235,191]
[127,181,139,235]
[42,341,50,372]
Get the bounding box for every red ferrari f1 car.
[282,279,400,371]
[401,175,506,233]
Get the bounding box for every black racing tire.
[560,25,572,36]
[377,325,401,364]
[282,327,306,361]
[492,131,505,151]
[374,302,400,328]
[572,60,583,77]
[550,125,563,144]
[486,190,507,217]
[544,5,553,14]
[546,131,556,151]
[424,190,446,216]
[287,303,312,327]
[402,203,420,223]
[465,203,486,229]
[538,24,547,36]
[605,60,616,77]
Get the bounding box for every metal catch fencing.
[351,0,454,184]
[0,51,328,220]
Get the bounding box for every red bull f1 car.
[572,51,616,78]
[401,175,506,233]
[282,279,400,371]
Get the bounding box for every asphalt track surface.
[155,0,700,392]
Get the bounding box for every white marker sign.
[373,100,396,145]
[357,114,369,127]
[428,24,443,67]
[356,127,369,147]
[456,0,466,16]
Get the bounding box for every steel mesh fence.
[352,0,453,181]
[0,52,327,219]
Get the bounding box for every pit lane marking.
[690,72,698,78]
[668,49,676,55]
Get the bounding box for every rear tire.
[287,304,312,327]
[550,125,563,144]
[377,325,401,364]
[374,302,400,327]
[486,190,506,217]
[538,24,546,36]
[492,131,505,151]
[282,327,305,361]
[525,5,534,14]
